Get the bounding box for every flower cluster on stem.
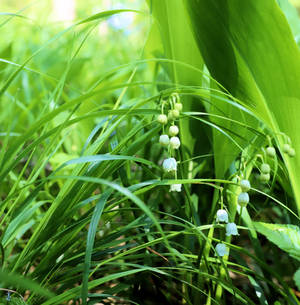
[157,93,183,192]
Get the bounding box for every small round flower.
[288,147,295,157]
[215,243,229,257]
[260,173,270,183]
[174,102,183,112]
[261,163,270,174]
[216,209,228,223]
[240,179,251,192]
[170,136,180,149]
[266,146,276,157]
[162,158,177,172]
[169,125,179,136]
[159,134,169,147]
[283,143,291,154]
[170,184,182,192]
[157,114,168,125]
[238,192,249,207]
[226,223,239,236]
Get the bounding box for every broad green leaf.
[146,0,205,157]
[185,0,300,213]
[277,0,300,43]
[254,222,300,261]
[294,268,300,290]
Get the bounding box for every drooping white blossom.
[159,134,170,147]
[169,125,179,136]
[163,158,177,172]
[226,223,239,236]
[170,137,180,149]
[216,209,228,223]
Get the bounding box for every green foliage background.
[0,0,300,304]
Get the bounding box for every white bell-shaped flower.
[162,158,177,172]
[169,125,179,136]
[159,134,169,147]
[170,184,182,192]
[215,243,229,257]
[216,209,228,223]
[170,137,180,149]
[226,223,239,236]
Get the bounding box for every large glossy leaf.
[148,0,259,178]
[146,0,206,158]
[254,222,300,261]
[185,0,300,213]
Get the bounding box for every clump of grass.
[1,1,300,305]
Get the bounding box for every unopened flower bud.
[168,109,180,120]
[238,192,249,207]
[157,114,168,125]
[283,143,291,154]
[288,147,295,157]
[260,173,270,183]
[240,179,251,192]
[174,103,183,112]
[261,163,270,174]
[266,146,276,157]
[215,243,229,257]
